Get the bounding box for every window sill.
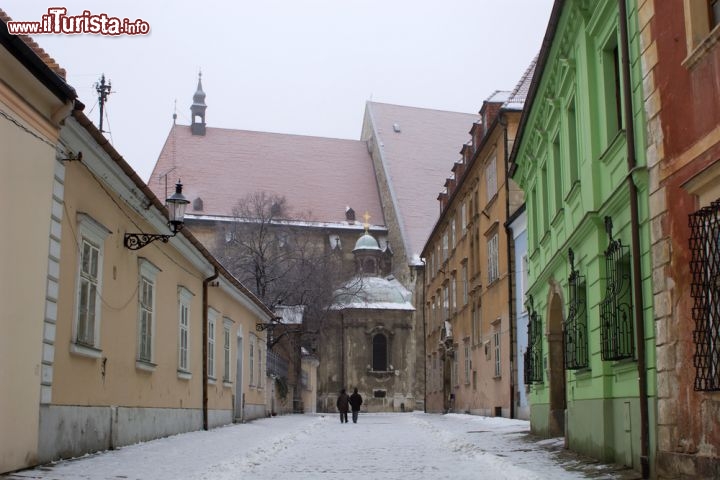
[683,23,720,70]
[550,208,564,228]
[70,342,102,359]
[208,376,217,385]
[136,360,156,372]
[177,370,192,380]
[564,180,581,204]
[223,381,233,388]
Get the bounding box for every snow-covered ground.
[4,413,639,480]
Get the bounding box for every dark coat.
[349,392,363,412]
[336,392,350,413]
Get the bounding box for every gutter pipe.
[618,1,650,477]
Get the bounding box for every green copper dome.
[353,233,381,252]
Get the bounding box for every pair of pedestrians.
[336,388,363,423]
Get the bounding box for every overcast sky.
[5,1,553,182]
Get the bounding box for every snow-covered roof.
[274,305,305,324]
[331,275,414,310]
[502,58,538,111]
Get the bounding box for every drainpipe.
[500,112,515,419]
[202,268,219,431]
[618,1,649,477]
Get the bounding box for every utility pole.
[95,74,112,133]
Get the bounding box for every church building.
[148,75,477,412]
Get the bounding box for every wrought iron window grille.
[524,294,544,384]
[689,199,720,391]
[600,216,635,361]
[565,248,588,369]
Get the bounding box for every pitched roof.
[0,9,67,80]
[365,102,479,264]
[150,125,385,226]
[502,58,538,111]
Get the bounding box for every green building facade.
[510,0,655,475]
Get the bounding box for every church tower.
[190,72,207,136]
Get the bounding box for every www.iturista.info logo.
[7,8,150,35]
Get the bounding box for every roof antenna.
[94,73,112,133]
[173,99,177,125]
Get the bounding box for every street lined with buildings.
[3,413,640,480]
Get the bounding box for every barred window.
[565,248,588,369]
[524,295,543,384]
[689,199,720,391]
[600,217,634,361]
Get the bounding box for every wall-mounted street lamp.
[124,182,190,250]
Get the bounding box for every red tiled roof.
[150,125,385,225]
[365,102,479,261]
[0,9,67,79]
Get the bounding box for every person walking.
[336,388,350,423]
[349,388,363,424]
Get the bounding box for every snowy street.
[3,413,640,480]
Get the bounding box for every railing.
[266,349,288,379]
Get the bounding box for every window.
[689,199,720,391]
[443,284,449,320]
[488,233,499,284]
[464,342,471,384]
[450,218,456,248]
[207,309,217,379]
[442,232,449,261]
[461,262,468,306]
[600,217,634,361]
[494,329,501,378]
[178,287,193,374]
[451,351,458,387]
[601,35,623,141]
[77,239,100,346]
[553,136,563,212]
[567,98,579,187]
[249,337,255,385]
[472,303,481,346]
[683,0,720,61]
[137,259,160,367]
[486,155,497,203]
[525,296,544,384]
[72,214,110,356]
[461,202,468,235]
[372,333,388,371]
[450,274,457,314]
[257,344,263,388]
[223,318,232,383]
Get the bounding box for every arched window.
[372,333,388,371]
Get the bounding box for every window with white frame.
[207,308,218,379]
[178,287,193,374]
[137,259,160,366]
[486,155,497,203]
[488,233,499,284]
[249,336,255,386]
[461,202,468,235]
[72,214,110,355]
[223,318,232,383]
[257,343,263,387]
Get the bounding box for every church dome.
[353,233,381,252]
[331,276,414,310]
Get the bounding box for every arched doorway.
[547,290,566,437]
